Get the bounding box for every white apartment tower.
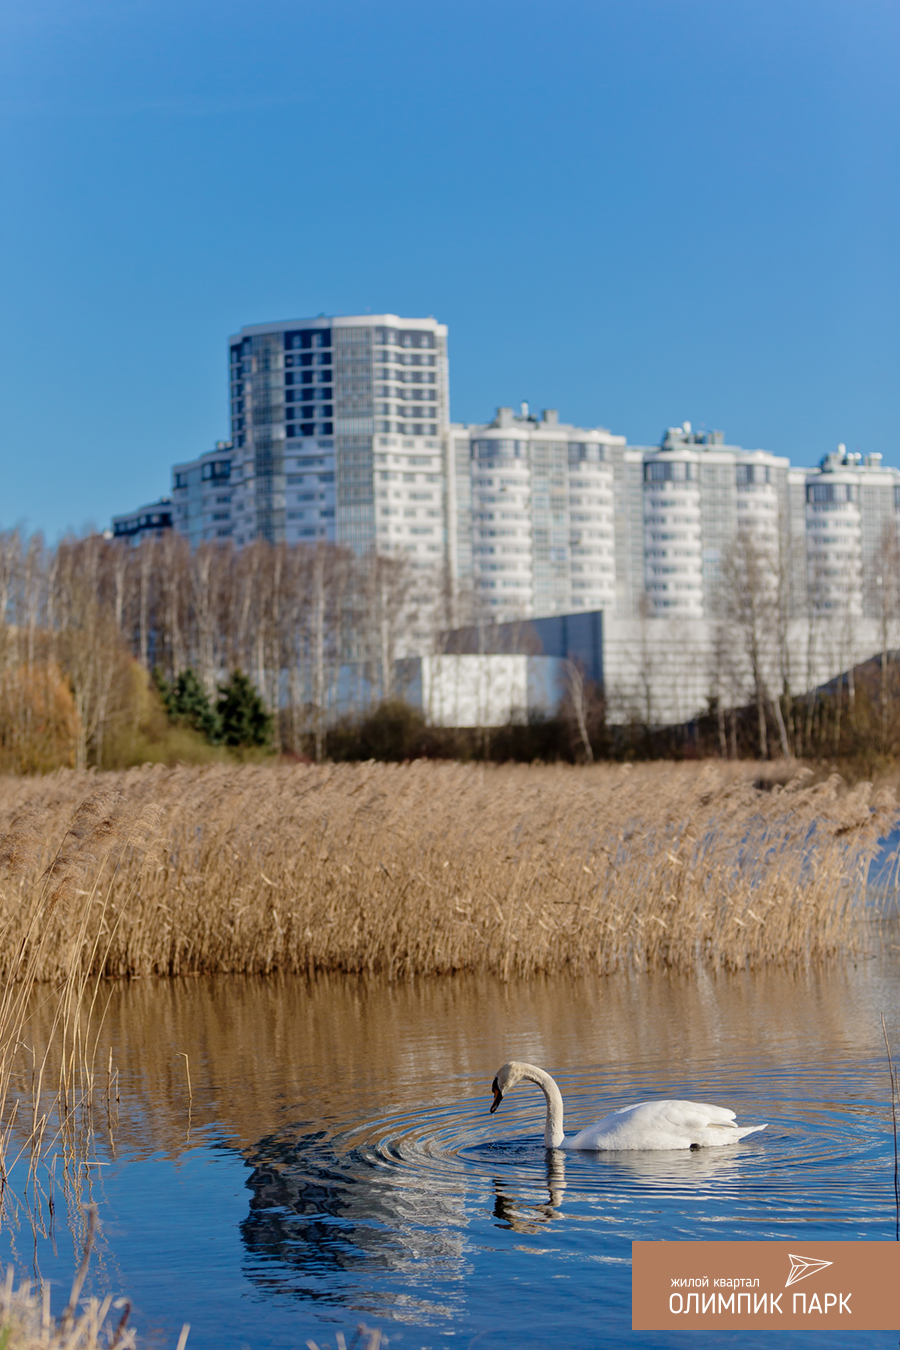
[227,314,449,561]
[613,425,791,619]
[794,445,900,619]
[450,405,624,618]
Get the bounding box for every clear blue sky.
[2,0,899,537]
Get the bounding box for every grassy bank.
[0,761,893,983]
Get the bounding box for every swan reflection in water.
[239,1129,468,1317]
[492,1149,568,1234]
[490,1143,747,1234]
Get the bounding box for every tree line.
[0,530,449,771]
[2,521,900,774]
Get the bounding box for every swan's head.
[490,1061,527,1114]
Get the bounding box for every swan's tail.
[736,1123,767,1140]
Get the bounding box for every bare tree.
[720,529,792,759]
[51,536,131,769]
[563,660,594,763]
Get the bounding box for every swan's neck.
[523,1066,565,1148]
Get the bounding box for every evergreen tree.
[171,669,222,742]
[154,667,222,743]
[216,670,273,749]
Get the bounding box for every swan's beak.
[490,1082,503,1114]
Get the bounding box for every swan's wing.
[656,1102,768,1145]
[567,1099,759,1150]
[654,1100,739,1131]
[603,1100,736,1129]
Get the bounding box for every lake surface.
[7,932,900,1349]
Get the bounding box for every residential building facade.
[227,314,449,564]
[111,497,174,547]
[795,445,898,620]
[602,429,900,625]
[111,308,900,644]
[450,405,624,618]
[607,424,791,621]
[171,442,235,547]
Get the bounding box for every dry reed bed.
[0,1210,140,1350]
[0,760,894,983]
[0,1271,134,1350]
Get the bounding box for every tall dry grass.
[0,761,893,986]
[0,1207,188,1350]
[0,786,162,1176]
[0,1263,135,1350]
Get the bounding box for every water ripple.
[243,1056,896,1291]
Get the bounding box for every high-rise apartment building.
[227,314,449,562]
[111,309,900,649]
[449,418,900,625]
[793,445,899,619]
[171,442,235,547]
[611,424,790,620]
[450,405,624,618]
[451,416,795,623]
[611,431,900,623]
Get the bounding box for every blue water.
[6,941,900,1349]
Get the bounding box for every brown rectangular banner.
[633,1241,900,1330]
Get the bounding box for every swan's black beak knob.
[490,1079,503,1114]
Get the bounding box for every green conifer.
[170,669,222,743]
[216,670,273,749]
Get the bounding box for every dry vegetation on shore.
[0,1265,135,1350]
[0,760,893,985]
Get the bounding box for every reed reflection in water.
[7,952,900,1348]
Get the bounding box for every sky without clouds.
[1,0,898,538]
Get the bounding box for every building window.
[736,464,771,485]
[644,461,697,483]
[202,461,231,482]
[284,328,333,351]
[807,482,858,504]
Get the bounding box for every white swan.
[490,1061,767,1151]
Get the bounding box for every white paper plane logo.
[785,1253,833,1287]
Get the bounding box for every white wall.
[410,655,566,727]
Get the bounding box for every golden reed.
[0,761,893,985]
